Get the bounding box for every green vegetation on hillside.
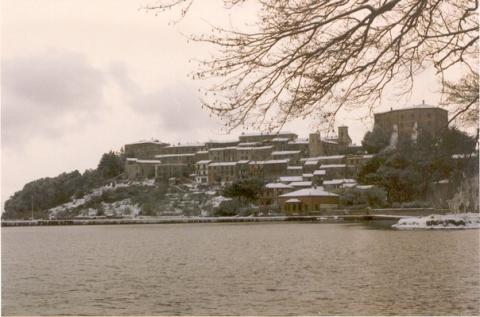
[2,151,126,220]
[358,128,478,206]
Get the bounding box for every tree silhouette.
[148,0,478,130]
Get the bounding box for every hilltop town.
[3,104,478,220]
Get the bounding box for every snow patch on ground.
[48,181,151,218]
[102,199,141,218]
[392,213,480,230]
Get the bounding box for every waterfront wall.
[1,208,448,227]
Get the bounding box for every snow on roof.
[279,176,303,182]
[375,105,447,115]
[209,162,237,167]
[271,137,290,142]
[287,166,303,170]
[208,146,238,151]
[240,131,295,137]
[356,185,374,189]
[126,140,168,146]
[290,181,313,187]
[196,160,212,165]
[165,142,205,148]
[280,187,338,198]
[236,145,273,151]
[314,155,345,160]
[196,150,208,154]
[271,150,301,155]
[304,160,319,165]
[126,158,138,161]
[237,142,260,146]
[320,164,346,168]
[302,173,313,178]
[266,183,294,189]
[136,159,161,164]
[313,170,326,175]
[207,139,238,144]
[249,159,289,165]
[288,139,309,144]
[323,140,339,144]
[285,198,302,203]
[155,153,196,158]
[323,179,357,185]
[237,160,250,164]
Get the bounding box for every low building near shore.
[279,187,339,214]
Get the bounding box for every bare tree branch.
[148,0,479,131]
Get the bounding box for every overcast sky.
[1,0,443,207]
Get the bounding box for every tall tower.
[337,126,352,145]
[309,132,324,157]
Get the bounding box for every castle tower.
[308,132,324,157]
[337,126,352,146]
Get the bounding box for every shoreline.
[1,208,451,227]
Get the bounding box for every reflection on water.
[2,223,479,315]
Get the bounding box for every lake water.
[2,223,479,315]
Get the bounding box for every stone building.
[208,162,238,184]
[320,164,356,180]
[155,163,189,181]
[249,159,289,181]
[159,143,206,155]
[124,140,169,159]
[125,158,161,179]
[287,139,310,157]
[373,103,448,139]
[286,166,303,176]
[308,127,352,156]
[208,147,238,162]
[271,150,301,164]
[236,145,273,161]
[205,140,239,149]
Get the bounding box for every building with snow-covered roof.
[279,187,339,214]
[286,166,303,176]
[289,181,313,188]
[208,162,238,185]
[205,140,239,149]
[279,176,303,183]
[319,164,356,180]
[236,145,274,161]
[159,142,206,155]
[312,169,327,185]
[323,178,357,190]
[208,146,238,162]
[239,131,297,143]
[125,158,161,179]
[271,150,301,163]
[249,159,289,181]
[124,140,169,159]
